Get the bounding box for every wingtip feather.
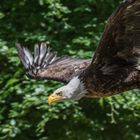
[16,43,30,69]
[16,42,60,78]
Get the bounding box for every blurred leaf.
[0,0,140,140]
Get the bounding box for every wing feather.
[16,43,91,83]
[16,43,33,69]
[91,0,140,75]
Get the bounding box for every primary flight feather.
[16,0,140,104]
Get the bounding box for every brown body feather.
[17,0,140,98]
[80,0,140,97]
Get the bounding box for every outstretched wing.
[16,43,91,83]
[91,0,140,75]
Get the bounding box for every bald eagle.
[17,0,140,104]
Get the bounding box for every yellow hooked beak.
[48,94,63,104]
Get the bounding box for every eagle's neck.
[67,76,87,100]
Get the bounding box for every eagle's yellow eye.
[56,91,63,96]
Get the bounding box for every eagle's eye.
[56,91,63,96]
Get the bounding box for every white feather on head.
[53,76,87,100]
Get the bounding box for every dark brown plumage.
[17,0,140,99]
[80,0,140,97]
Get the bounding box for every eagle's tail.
[16,43,58,78]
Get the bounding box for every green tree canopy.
[0,0,140,140]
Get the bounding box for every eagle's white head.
[48,77,87,104]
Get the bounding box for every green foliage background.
[0,0,140,140]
